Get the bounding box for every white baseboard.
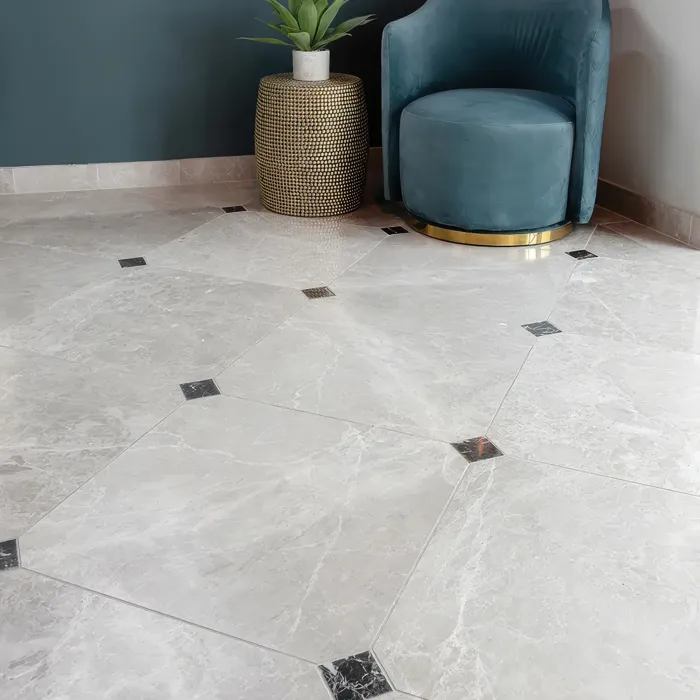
[597,178,700,249]
[0,149,385,198]
[0,155,258,195]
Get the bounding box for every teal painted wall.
[0,1,421,167]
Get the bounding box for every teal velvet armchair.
[382,0,611,244]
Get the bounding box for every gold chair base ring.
[410,219,573,247]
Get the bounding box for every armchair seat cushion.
[399,88,576,232]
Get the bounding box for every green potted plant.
[241,0,375,81]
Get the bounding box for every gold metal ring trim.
[409,219,573,247]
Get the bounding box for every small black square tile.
[319,651,392,700]
[0,539,19,570]
[179,379,221,401]
[118,257,147,268]
[302,286,336,299]
[222,205,247,213]
[381,226,409,235]
[452,437,503,463]
[567,249,598,260]
[522,320,562,337]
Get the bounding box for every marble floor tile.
[217,296,532,442]
[333,230,580,293]
[374,457,700,700]
[5,180,700,697]
[0,208,222,258]
[0,346,182,539]
[0,191,68,226]
[0,241,115,332]
[0,267,303,381]
[151,210,387,288]
[335,201,404,228]
[589,204,629,226]
[61,182,263,217]
[589,221,700,271]
[21,396,464,662]
[488,333,700,494]
[0,569,329,700]
[331,234,577,336]
[550,256,700,353]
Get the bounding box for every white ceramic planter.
[293,50,330,81]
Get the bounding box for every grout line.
[521,453,700,501]
[483,343,536,436]
[368,455,474,651]
[20,567,320,667]
[324,234,389,289]
[391,690,430,700]
[14,397,185,540]
[371,649,399,693]
[213,389,461,446]
[481,238,586,437]
[145,210,227,256]
[0,342,86,366]
[212,300,307,379]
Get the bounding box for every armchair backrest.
[402,0,604,99]
[382,0,611,223]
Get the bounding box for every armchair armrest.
[568,1,611,222]
[382,2,458,201]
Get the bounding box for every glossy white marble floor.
[2,183,700,700]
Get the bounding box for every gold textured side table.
[255,73,369,217]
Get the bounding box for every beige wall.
[601,0,700,216]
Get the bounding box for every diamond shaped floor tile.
[451,437,503,462]
[320,651,392,700]
[179,379,220,400]
[521,320,561,337]
[0,539,19,569]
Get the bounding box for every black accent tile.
[0,539,19,570]
[522,320,562,337]
[452,437,503,463]
[222,205,247,213]
[118,257,147,268]
[319,651,392,700]
[567,249,598,260]
[381,226,409,235]
[179,379,221,401]
[302,286,336,299]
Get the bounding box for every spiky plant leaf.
[289,0,302,16]
[265,0,299,29]
[288,31,312,51]
[256,18,295,37]
[314,0,346,44]
[298,0,319,38]
[315,0,328,15]
[332,14,375,35]
[312,31,350,50]
[239,37,292,46]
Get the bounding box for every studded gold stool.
[255,73,369,217]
